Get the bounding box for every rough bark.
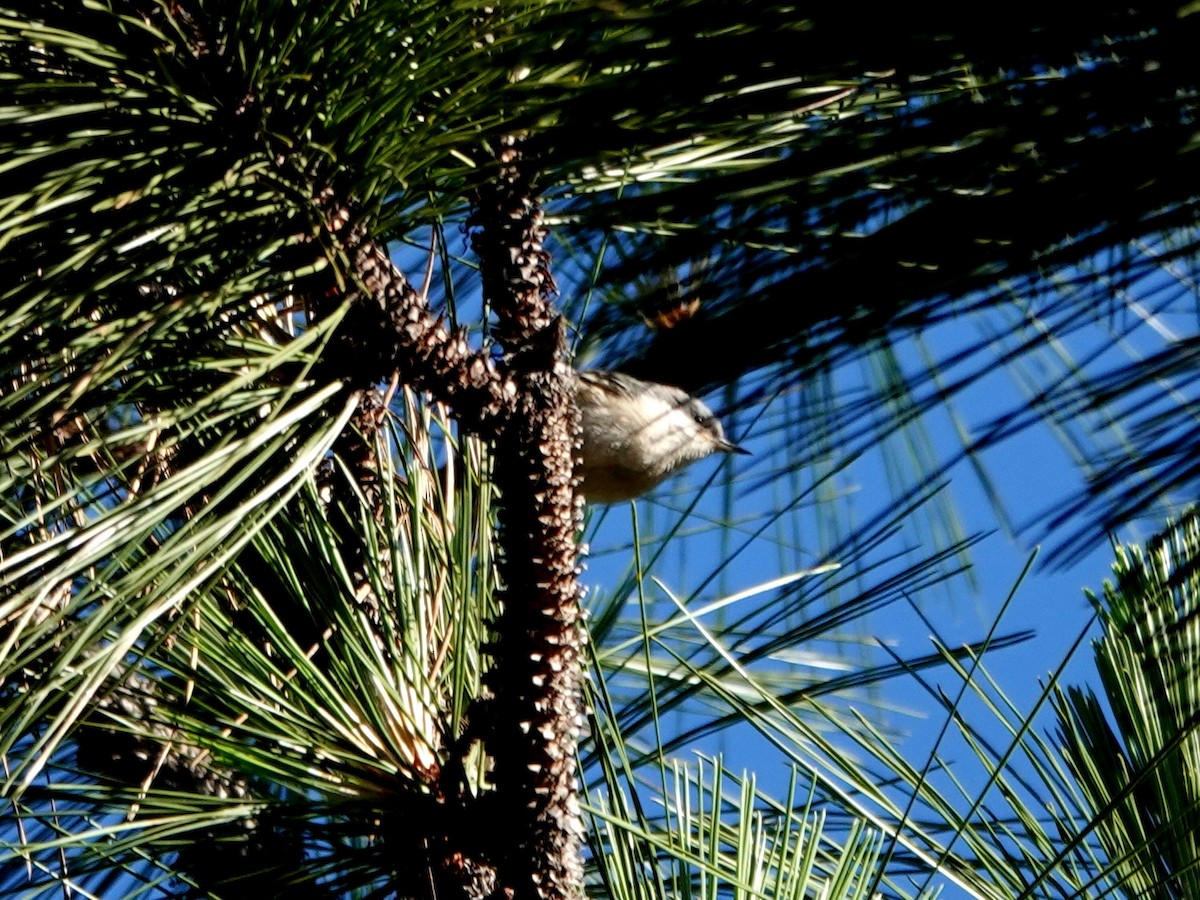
[316,196,512,425]
[469,135,586,900]
[307,149,586,897]
[49,5,586,896]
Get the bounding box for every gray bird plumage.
[575,370,747,503]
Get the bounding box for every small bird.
[575,370,748,503]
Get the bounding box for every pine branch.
[470,135,586,900]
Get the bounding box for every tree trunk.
[470,135,586,900]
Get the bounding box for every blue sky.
[391,222,1196,894]
[575,271,1187,895]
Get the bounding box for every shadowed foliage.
[3,1,1200,898]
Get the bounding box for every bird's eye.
[693,412,712,426]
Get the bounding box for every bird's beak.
[720,439,751,456]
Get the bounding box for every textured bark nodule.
[470,135,586,900]
[315,135,587,897]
